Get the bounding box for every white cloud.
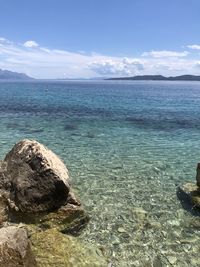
[0,37,199,78]
[23,40,39,48]
[90,58,144,76]
[142,50,189,58]
[187,44,200,50]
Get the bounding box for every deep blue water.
[0,80,200,266]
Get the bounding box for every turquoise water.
[1,80,200,266]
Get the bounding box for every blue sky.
[0,0,200,78]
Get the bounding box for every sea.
[0,80,200,266]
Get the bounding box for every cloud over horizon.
[0,38,200,79]
[142,50,189,58]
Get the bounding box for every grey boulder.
[4,139,70,213]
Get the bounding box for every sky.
[0,0,200,78]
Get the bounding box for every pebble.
[117,227,126,233]
[167,220,180,226]
[162,231,167,238]
[167,256,177,265]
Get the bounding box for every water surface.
[0,80,200,266]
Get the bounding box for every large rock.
[4,139,70,212]
[0,226,36,267]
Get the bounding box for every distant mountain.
[107,75,200,81]
[0,69,33,80]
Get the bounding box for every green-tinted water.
[0,80,200,266]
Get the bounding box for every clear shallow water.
[0,80,200,266]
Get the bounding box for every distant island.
[107,75,200,81]
[0,69,33,80]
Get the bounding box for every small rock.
[131,207,148,221]
[153,256,163,267]
[167,256,177,265]
[167,220,180,226]
[117,227,126,233]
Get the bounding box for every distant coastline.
[106,75,200,81]
[2,70,200,82]
[0,69,33,80]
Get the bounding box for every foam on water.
[0,80,200,266]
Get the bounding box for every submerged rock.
[0,226,36,267]
[10,203,89,236]
[4,139,70,212]
[31,228,107,267]
[40,203,89,235]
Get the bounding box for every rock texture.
[0,194,8,226]
[31,228,107,267]
[39,203,89,235]
[4,139,70,212]
[0,226,36,267]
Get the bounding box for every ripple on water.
[0,81,200,266]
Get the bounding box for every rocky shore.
[178,163,200,212]
[0,139,107,266]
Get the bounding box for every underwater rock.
[31,228,107,267]
[4,139,70,212]
[167,256,177,265]
[85,132,95,138]
[39,203,89,235]
[117,227,126,233]
[64,124,78,131]
[131,207,162,230]
[131,207,148,221]
[8,203,90,236]
[0,226,36,267]
[10,203,89,235]
[177,183,200,208]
